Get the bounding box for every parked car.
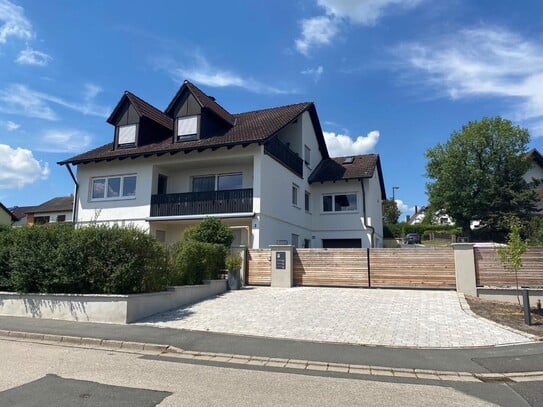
[404,233,421,244]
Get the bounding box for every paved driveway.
[137,287,532,348]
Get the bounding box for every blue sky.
[1,0,542,219]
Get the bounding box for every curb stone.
[1,329,542,383]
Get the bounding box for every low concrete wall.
[477,287,543,306]
[0,279,227,324]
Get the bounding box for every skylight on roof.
[343,157,354,164]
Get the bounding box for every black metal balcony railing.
[264,138,303,178]
[150,188,253,217]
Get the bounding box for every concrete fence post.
[452,243,477,296]
[270,245,294,288]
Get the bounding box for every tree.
[426,117,538,238]
[383,199,401,224]
[497,217,527,306]
[183,217,234,248]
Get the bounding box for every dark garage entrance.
[322,239,362,248]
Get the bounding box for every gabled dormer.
[164,80,235,142]
[107,91,172,150]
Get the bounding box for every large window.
[91,175,137,200]
[192,173,243,192]
[177,116,198,140]
[322,193,357,212]
[118,124,136,146]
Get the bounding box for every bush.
[225,254,242,271]
[0,226,14,290]
[183,217,234,248]
[385,222,461,239]
[4,224,169,294]
[171,240,226,285]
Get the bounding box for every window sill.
[90,196,137,203]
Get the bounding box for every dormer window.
[177,115,198,141]
[118,124,136,147]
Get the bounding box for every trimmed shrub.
[0,225,14,290]
[5,224,169,294]
[171,240,226,285]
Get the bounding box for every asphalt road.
[0,338,538,407]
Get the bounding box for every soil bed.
[466,295,543,338]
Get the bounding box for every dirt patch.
[465,295,543,338]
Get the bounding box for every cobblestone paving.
[138,287,532,348]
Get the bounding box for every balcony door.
[192,173,242,192]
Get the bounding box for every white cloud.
[295,16,339,55]
[316,0,423,25]
[83,83,102,101]
[15,47,52,66]
[0,83,109,120]
[1,120,19,130]
[395,199,414,214]
[37,129,92,153]
[301,65,324,82]
[164,53,293,95]
[324,130,379,156]
[295,0,423,55]
[0,144,49,189]
[0,0,33,44]
[396,26,543,136]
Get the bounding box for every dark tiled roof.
[527,148,543,168]
[60,102,313,165]
[107,91,173,130]
[165,80,236,126]
[309,154,379,182]
[27,196,73,214]
[0,202,17,221]
[309,154,387,200]
[8,205,35,219]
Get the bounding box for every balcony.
[150,188,253,217]
[264,137,303,178]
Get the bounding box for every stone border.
[1,329,542,383]
[0,280,227,324]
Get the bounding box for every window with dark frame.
[305,191,310,212]
[118,124,136,146]
[304,145,311,166]
[322,193,358,212]
[192,173,243,192]
[177,116,198,140]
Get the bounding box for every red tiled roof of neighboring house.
[59,102,317,165]
[309,154,386,199]
[0,202,17,222]
[26,196,73,214]
[107,91,173,130]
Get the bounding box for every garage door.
[322,239,362,248]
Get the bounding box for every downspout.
[360,179,375,248]
[63,163,79,226]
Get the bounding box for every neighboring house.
[9,206,34,226]
[59,80,386,248]
[24,196,73,226]
[525,148,543,213]
[0,202,17,226]
[407,206,454,226]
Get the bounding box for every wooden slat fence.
[293,248,369,287]
[246,249,271,285]
[475,247,543,288]
[369,248,456,288]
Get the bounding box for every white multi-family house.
[59,81,386,248]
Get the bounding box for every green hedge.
[171,240,226,285]
[0,225,169,294]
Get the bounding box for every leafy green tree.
[497,217,527,306]
[183,217,234,248]
[383,199,401,224]
[426,117,539,237]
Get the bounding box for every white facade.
[69,84,386,249]
[524,158,543,212]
